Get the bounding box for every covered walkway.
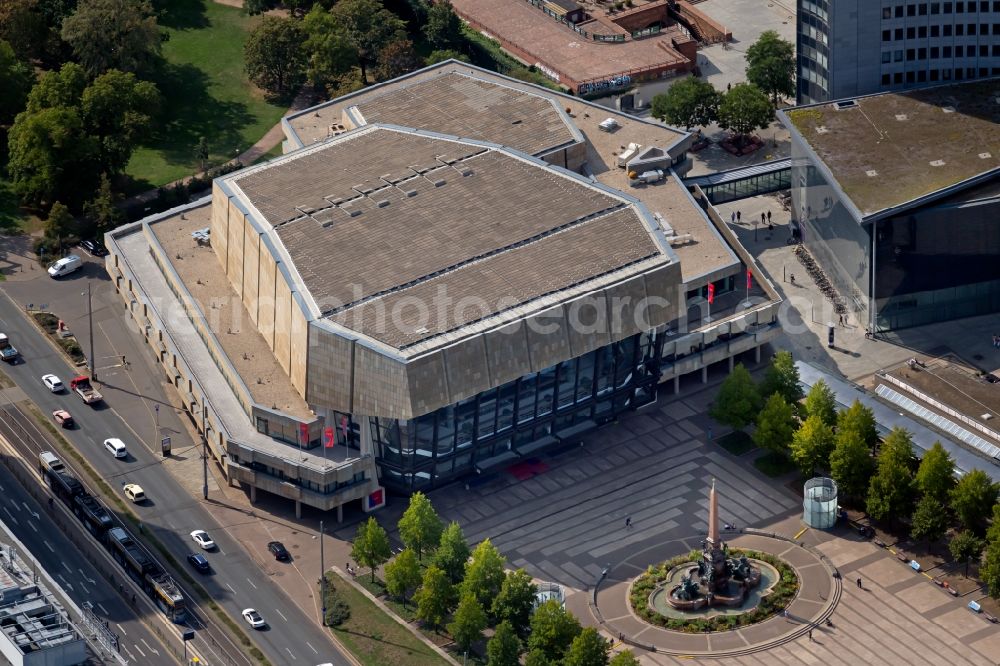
[684,158,790,204]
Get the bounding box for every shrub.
[33,312,59,333]
[324,584,351,626]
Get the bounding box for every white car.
[47,254,82,278]
[242,608,266,629]
[42,374,64,392]
[190,530,216,550]
[123,483,145,503]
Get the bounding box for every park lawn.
[329,574,451,666]
[125,0,286,189]
[0,176,42,235]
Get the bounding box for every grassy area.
[326,573,451,666]
[251,142,284,165]
[716,431,756,456]
[0,176,41,235]
[125,0,286,189]
[753,451,798,478]
[460,26,564,92]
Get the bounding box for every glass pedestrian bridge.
[684,159,791,204]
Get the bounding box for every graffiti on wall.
[578,74,632,96]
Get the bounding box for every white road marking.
[117,624,127,637]
[246,577,257,589]
[226,582,236,594]
[141,638,159,655]
[78,569,96,585]
[62,562,71,573]
[307,641,318,654]
[275,608,288,622]
[80,583,89,595]
[97,603,109,615]
[21,502,38,519]
[133,643,145,657]
[8,499,17,509]
[43,540,53,553]
[123,648,136,662]
[27,521,37,532]
[217,546,226,556]
[0,482,5,491]
[3,507,18,525]
[285,647,296,660]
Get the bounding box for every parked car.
[52,410,75,428]
[123,483,145,503]
[42,374,64,392]
[267,541,290,561]
[190,530,215,550]
[242,608,266,629]
[187,553,211,574]
[80,239,108,256]
[47,255,82,278]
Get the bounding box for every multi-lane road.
[0,281,351,665]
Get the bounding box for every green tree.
[865,427,916,524]
[486,620,522,666]
[717,83,773,146]
[81,69,159,173]
[25,62,87,114]
[803,379,837,427]
[245,16,307,100]
[649,77,720,130]
[434,521,471,583]
[398,491,443,561]
[350,516,391,582]
[753,393,796,457]
[982,504,1000,597]
[196,136,210,172]
[302,5,357,94]
[527,599,581,661]
[829,427,874,502]
[448,593,487,654]
[524,650,554,666]
[461,539,506,610]
[423,0,463,49]
[708,364,761,432]
[61,0,161,76]
[759,351,802,406]
[82,173,122,235]
[910,495,948,543]
[563,627,609,666]
[384,548,421,605]
[43,201,77,248]
[492,569,538,637]
[426,49,470,65]
[837,400,880,454]
[374,38,422,82]
[914,442,956,504]
[609,650,642,666]
[745,30,795,105]
[0,0,51,63]
[950,469,998,534]
[949,530,984,577]
[7,106,100,208]
[329,0,406,83]
[0,40,33,126]
[245,0,277,14]
[414,564,454,630]
[790,414,834,477]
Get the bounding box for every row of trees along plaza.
[650,30,795,145]
[345,492,642,665]
[711,352,1000,598]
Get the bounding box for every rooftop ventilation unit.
[929,159,946,167]
[980,152,992,159]
[942,106,956,113]
[895,114,908,121]
[375,200,390,208]
[866,170,878,177]
[834,100,858,110]
[815,126,829,134]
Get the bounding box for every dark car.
[187,553,211,574]
[267,541,290,561]
[80,239,108,256]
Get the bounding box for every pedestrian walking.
[839,314,844,326]
[761,212,766,225]
[736,210,741,223]
[625,516,632,528]
[856,577,863,589]
[731,211,736,224]
[767,211,772,223]
[808,629,813,641]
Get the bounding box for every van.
[38,451,65,474]
[103,438,127,459]
[47,255,82,278]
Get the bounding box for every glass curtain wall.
[372,332,661,492]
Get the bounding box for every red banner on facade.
[299,422,309,445]
[324,426,335,448]
[746,269,753,290]
[707,283,715,305]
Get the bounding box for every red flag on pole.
[707,283,715,305]
[746,269,753,290]
[299,422,309,445]
[324,426,335,448]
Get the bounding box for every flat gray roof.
[226,125,670,348]
[785,79,1000,217]
[350,71,579,158]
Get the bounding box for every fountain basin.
[648,560,779,619]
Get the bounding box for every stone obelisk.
[707,478,719,547]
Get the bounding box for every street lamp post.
[320,520,326,625]
[201,403,208,501]
[86,283,96,381]
[182,629,194,664]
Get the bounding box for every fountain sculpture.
[664,480,762,611]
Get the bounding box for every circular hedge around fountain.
[629,549,799,633]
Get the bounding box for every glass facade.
[370,332,662,492]
[797,0,832,102]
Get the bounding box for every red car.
[52,409,75,428]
